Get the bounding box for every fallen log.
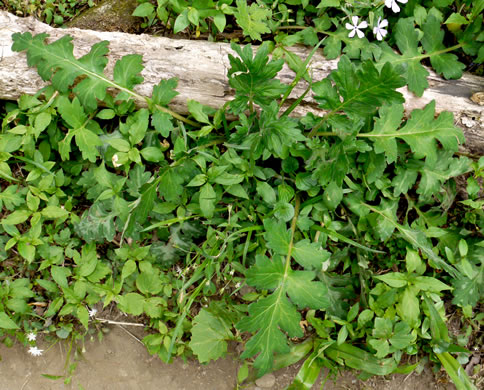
[0,11,483,154]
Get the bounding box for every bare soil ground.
[0,325,457,390]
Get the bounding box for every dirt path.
[0,326,457,390]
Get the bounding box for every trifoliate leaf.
[235,0,271,41]
[57,95,87,129]
[57,96,102,162]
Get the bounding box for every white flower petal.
[358,21,368,29]
[348,29,356,38]
[345,23,354,30]
[380,19,389,28]
[28,346,43,356]
[399,0,408,3]
[380,29,388,38]
[385,0,393,8]
[112,154,121,168]
[356,29,365,39]
[392,2,400,12]
[27,332,37,342]
[351,16,359,26]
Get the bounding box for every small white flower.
[88,307,97,318]
[28,346,43,356]
[26,332,36,342]
[373,17,389,41]
[112,154,121,168]
[345,16,368,39]
[385,0,407,13]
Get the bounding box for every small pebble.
[255,373,276,388]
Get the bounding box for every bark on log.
[1,11,483,154]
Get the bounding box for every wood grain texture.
[1,11,483,154]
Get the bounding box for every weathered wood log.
[1,11,483,154]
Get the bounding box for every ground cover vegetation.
[0,0,483,388]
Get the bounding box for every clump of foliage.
[1,0,97,25]
[0,1,483,389]
[132,0,483,74]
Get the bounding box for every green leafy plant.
[1,4,483,388]
[1,0,96,25]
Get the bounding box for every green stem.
[389,43,463,66]
[283,195,300,279]
[278,37,325,112]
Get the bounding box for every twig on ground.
[92,317,145,327]
[118,325,144,345]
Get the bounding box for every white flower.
[26,332,36,342]
[373,17,389,41]
[385,0,407,13]
[112,154,121,168]
[88,307,97,318]
[345,16,368,39]
[28,346,43,356]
